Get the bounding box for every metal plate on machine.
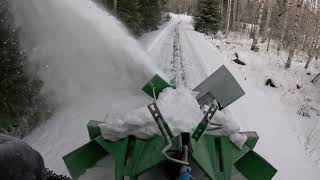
[193,65,245,109]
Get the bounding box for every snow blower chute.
[63,65,277,180]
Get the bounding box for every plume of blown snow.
[9,0,166,174]
[9,0,165,106]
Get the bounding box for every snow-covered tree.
[194,0,221,34]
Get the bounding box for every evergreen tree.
[0,2,49,137]
[194,0,221,34]
[99,0,164,34]
[0,3,29,118]
[117,0,142,35]
[139,0,162,32]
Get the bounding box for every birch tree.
[225,0,232,35]
[249,0,258,38]
[285,0,304,68]
[277,15,287,52]
[301,6,312,51]
[232,0,238,30]
[305,13,320,69]
[262,0,274,43]
[236,0,244,31]
[251,0,266,51]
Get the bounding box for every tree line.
[96,0,168,35]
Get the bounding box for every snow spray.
[9,0,163,105]
[8,0,165,174]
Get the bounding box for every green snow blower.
[63,66,277,180]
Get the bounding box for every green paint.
[142,75,174,99]
[64,111,276,180]
[87,120,103,139]
[235,150,277,180]
[192,122,208,141]
[63,140,108,179]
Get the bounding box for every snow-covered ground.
[22,7,320,179]
[207,30,320,179]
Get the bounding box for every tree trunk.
[113,0,117,14]
[277,3,289,54]
[285,0,304,68]
[225,0,232,36]
[262,0,274,43]
[267,36,271,51]
[249,1,258,38]
[305,12,319,69]
[316,47,320,61]
[232,0,237,31]
[251,0,266,51]
[305,55,313,69]
[220,0,224,17]
[305,35,320,69]
[4,99,16,117]
[312,73,320,84]
[0,90,16,117]
[301,9,312,51]
[222,0,229,32]
[237,0,243,31]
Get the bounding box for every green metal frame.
[142,75,175,99]
[64,123,181,180]
[192,104,219,141]
[63,121,277,180]
[63,75,277,179]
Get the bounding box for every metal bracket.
[147,103,189,166]
[191,104,219,141]
[147,103,174,138]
